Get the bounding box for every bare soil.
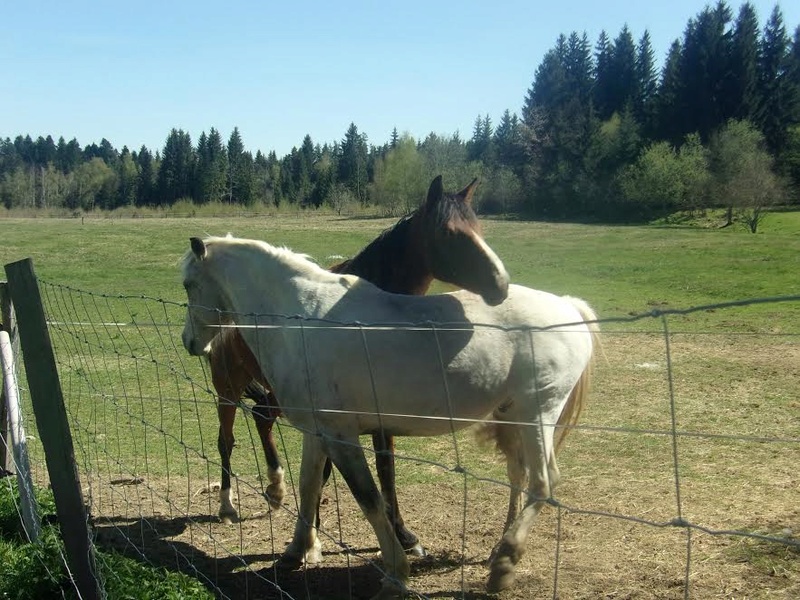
[85,334,799,599]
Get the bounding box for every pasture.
[1,212,799,599]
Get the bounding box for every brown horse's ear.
[190,237,207,259]
[425,175,444,207]
[457,178,480,205]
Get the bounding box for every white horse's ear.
[190,237,207,259]
[425,175,444,207]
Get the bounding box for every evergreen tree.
[226,127,254,204]
[608,25,638,115]
[55,137,83,173]
[338,123,369,204]
[656,40,684,144]
[135,146,156,206]
[523,33,597,216]
[34,135,57,165]
[467,114,494,163]
[756,5,792,154]
[390,127,399,149]
[594,31,615,120]
[195,127,227,203]
[157,128,195,205]
[494,109,525,171]
[727,2,761,121]
[677,2,733,141]
[116,146,139,207]
[634,31,658,135]
[789,26,800,124]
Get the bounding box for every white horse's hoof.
[487,555,516,593]
[218,510,238,525]
[280,537,323,569]
[304,540,323,565]
[376,542,426,559]
[370,578,407,600]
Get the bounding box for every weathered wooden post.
[4,259,104,599]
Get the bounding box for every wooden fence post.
[0,281,16,475]
[4,259,103,599]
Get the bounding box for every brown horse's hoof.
[486,556,516,593]
[406,542,426,557]
[265,482,285,510]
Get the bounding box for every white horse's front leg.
[281,433,326,567]
[325,434,410,599]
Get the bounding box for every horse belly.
[319,330,514,437]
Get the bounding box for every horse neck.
[218,245,330,318]
[332,212,433,295]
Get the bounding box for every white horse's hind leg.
[493,422,527,534]
[325,434,409,599]
[487,425,556,593]
[281,434,326,568]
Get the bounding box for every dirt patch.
[80,333,800,599]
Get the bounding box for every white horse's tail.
[554,296,600,453]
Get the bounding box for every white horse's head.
[180,237,233,356]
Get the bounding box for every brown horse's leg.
[373,432,425,556]
[249,383,286,509]
[210,334,255,524]
[216,399,238,523]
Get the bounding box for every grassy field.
[0,211,798,599]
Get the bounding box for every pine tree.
[157,128,194,205]
[594,30,614,119]
[227,127,244,204]
[135,146,155,206]
[634,31,658,135]
[522,33,598,216]
[756,5,792,154]
[677,2,733,141]
[656,40,684,144]
[727,2,760,121]
[609,25,638,115]
[338,123,369,204]
[494,109,525,171]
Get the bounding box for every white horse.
[180,235,599,599]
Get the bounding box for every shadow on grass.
[91,514,500,599]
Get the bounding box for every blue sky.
[3,1,798,157]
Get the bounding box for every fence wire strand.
[3,280,798,599]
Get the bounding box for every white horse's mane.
[181,235,320,278]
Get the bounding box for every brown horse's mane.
[328,189,477,295]
[328,213,418,292]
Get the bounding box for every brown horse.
[207,175,510,555]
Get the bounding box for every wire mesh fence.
[3,278,799,599]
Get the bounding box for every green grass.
[0,479,212,600]
[0,211,798,596]
[2,211,798,329]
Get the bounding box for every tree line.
[1,1,799,225]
